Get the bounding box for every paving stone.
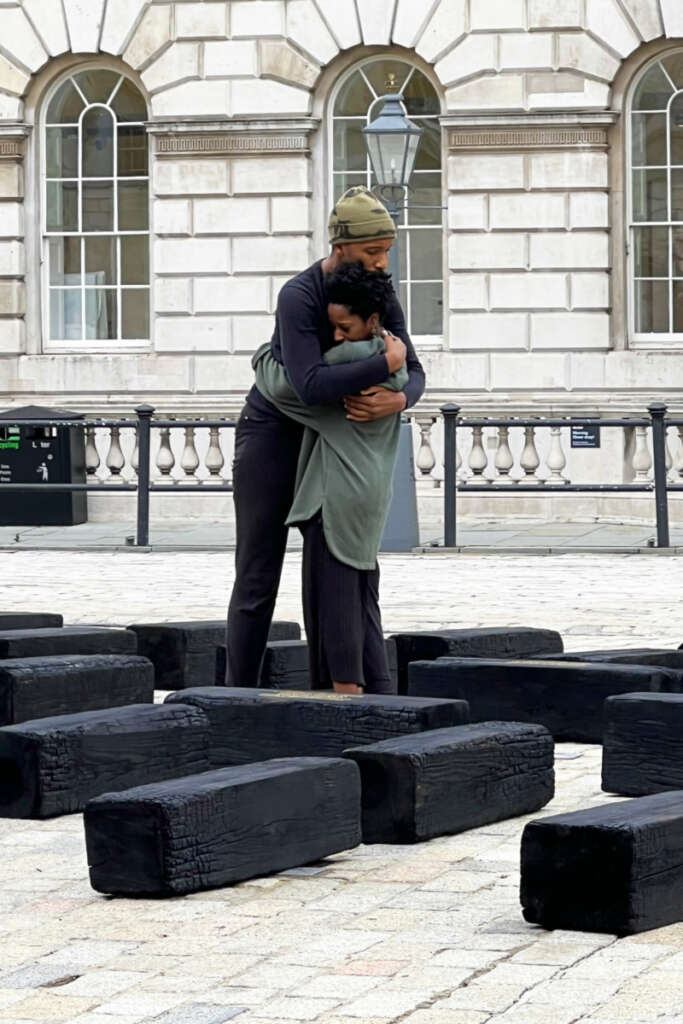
[148,1005,247,1023]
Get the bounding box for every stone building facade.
[1,0,683,506]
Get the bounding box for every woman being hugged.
[253,263,407,694]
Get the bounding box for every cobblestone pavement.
[1,549,683,1024]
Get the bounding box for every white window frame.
[328,57,445,349]
[41,67,151,353]
[627,50,683,348]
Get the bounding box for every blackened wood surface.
[390,628,564,694]
[0,654,154,726]
[166,687,469,765]
[131,620,301,689]
[408,658,683,742]
[261,641,310,690]
[0,614,63,630]
[541,649,683,670]
[0,703,210,818]
[85,757,361,896]
[217,637,398,692]
[602,693,683,795]
[521,791,683,934]
[0,628,137,660]
[345,722,554,844]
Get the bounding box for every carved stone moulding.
[149,118,319,157]
[444,114,616,151]
[448,127,609,150]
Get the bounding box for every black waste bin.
[0,405,87,525]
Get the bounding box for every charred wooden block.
[261,641,310,690]
[166,687,469,766]
[602,693,683,796]
[216,637,398,692]
[0,614,63,630]
[540,649,683,671]
[0,703,210,819]
[390,628,563,694]
[345,722,554,844]
[408,658,683,743]
[521,791,683,934]
[0,654,154,726]
[85,757,361,896]
[0,627,137,660]
[132,620,301,689]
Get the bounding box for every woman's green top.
[253,337,408,570]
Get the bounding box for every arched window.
[43,69,149,346]
[331,58,443,340]
[630,51,683,341]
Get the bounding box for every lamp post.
[362,94,423,295]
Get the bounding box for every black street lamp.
[362,94,423,293]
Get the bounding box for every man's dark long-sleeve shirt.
[247,260,426,418]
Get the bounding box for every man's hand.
[344,387,407,422]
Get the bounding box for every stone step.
[345,722,554,844]
[0,627,137,660]
[0,654,154,726]
[0,703,210,818]
[541,648,683,670]
[389,628,564,694]
[0,614,63,630]
[165,687,469,766]
[85,757,361,896]
[407,657,683,742]
[131,619,301,689]
[521,791,683,934]
[603,692,683,796]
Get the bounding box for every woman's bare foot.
[333,682,363,695]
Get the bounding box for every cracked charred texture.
[390,628,564,694]
[0,653,154,725]
[0,627,137,660]
[521,791,683,935]
[408,657,683,743]
[0,613,63,630]
[85,757,361,896]
[165,687,469,765]
[130,619,300,689]
[345,722,554,844]
[603,692,683,796]
[0,702,210,818]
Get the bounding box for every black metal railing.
[442,402,679,548]
[0,405,236,547]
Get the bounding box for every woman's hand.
[383,330,407,374]
[344,387,407,422]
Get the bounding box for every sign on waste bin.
[0,405,87,526]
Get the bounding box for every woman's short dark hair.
[324,262,393,322]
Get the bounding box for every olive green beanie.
[328,186,396,246]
